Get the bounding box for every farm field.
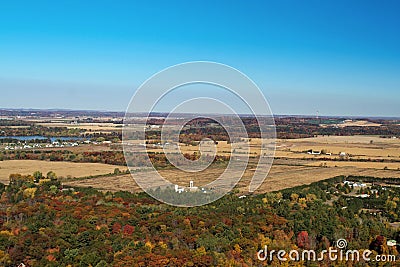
[64,173,141,192]
[144,135,400,160]
[320,119,382,127]
[63,157,400,194]
[276,136,400,160]
[37,122,122,130]
[0,160,124,183]
[41,134,400,193]
[304,160,400,169]
[2,119,400,194]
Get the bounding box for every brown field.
[64,135,400,193]
[64,174,141,192]
[39,143,115,153]
[321,120,381,127]
[37,122,122,131]
[275,136,400,161]
[0,160,124,184]
[305,161,400,169]
[3,131,400,194]
[252,164,400,193]
[144,135,400,161]
[63,158,400,194]
[7,126,31,129]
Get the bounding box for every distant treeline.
[0,125,84,137]
[0,124,122,139]
[0,119,31,126]
[0,150,230,168]
[145,117,400,142]
[346,175,400,185]
[2,117,400,143]
[0,138,50,144]
[0,150,126,165]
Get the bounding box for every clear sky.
[0,0,399,116]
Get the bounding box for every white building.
[354,182,367,188]
[174,181,199,193]
[344,181,367,188]
[174,184,184,193]
[307,150,321,155]
[189,180,198,192]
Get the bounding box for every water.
[0,136,85,142]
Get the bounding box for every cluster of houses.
[151,142,171,148]
[343,180,371,198]
[4,141,79,150]
[5,143,43,150]
[2,139,116,151]
[342,180,393,199]
[306,149,346,157]
[83,140,112,145]
[344,180,367,188]
[174,180,208,194]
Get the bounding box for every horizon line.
[0,107,399,119]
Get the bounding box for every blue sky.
[0,0,399,116]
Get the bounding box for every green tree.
[46,171,57,181]
[33,171,43,183]
[96,137,106,142]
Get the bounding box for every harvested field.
[305,161,400,170]
[5,134,400,194]
[62,158,400,194]
[37,122,123,131]
[321,120,381,127]
[144,136,400,160]
[0,160,124,184]
[275,136,400,160]
[64,174,141,192]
